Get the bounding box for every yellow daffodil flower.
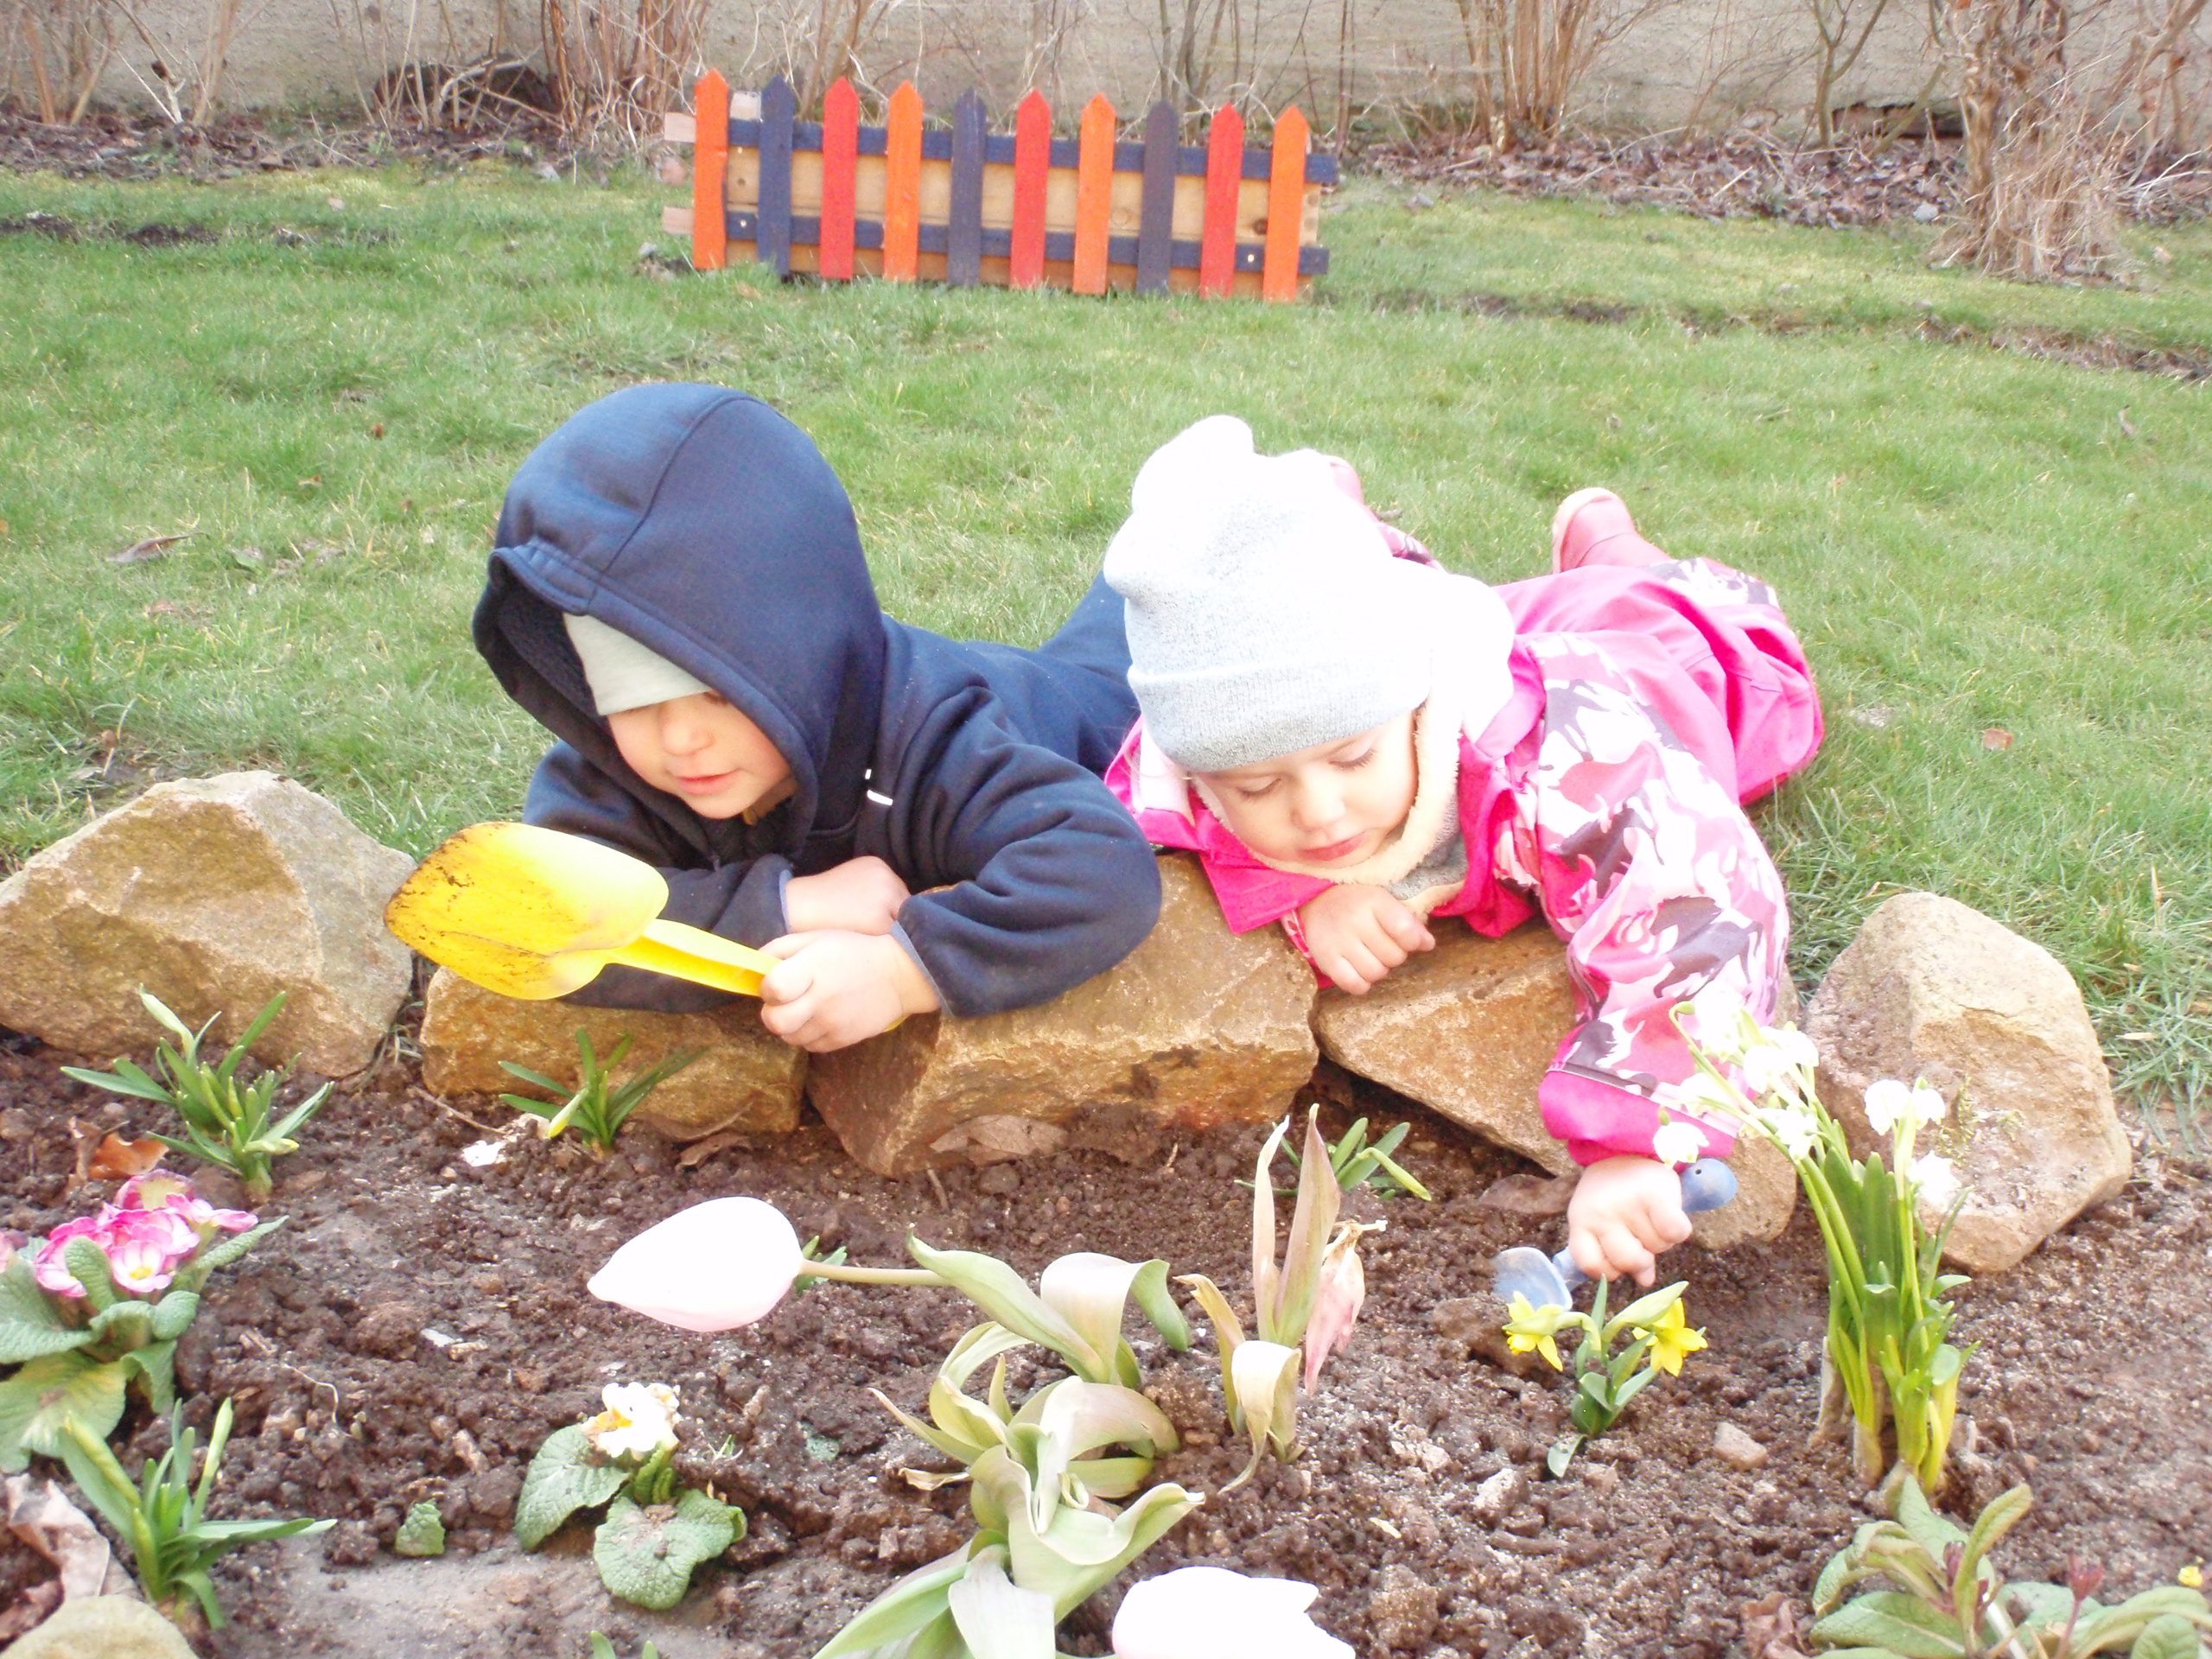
[1643,1300,1708,1376]
[1503,1293,1576,1371]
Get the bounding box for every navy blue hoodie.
[474,384,1161,1017]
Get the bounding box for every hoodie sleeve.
[522,743,793,1013]
[873,696,1164,1018]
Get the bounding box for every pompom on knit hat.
[563,612,712,715]
[1103,416,1514,773]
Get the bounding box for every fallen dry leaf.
[143,598,213,620]
[678,1128,749,1169]
[0,1579,63,1641]
[1478,1172,1577,1217]
[106,531,191,564]
[1738,1591,1810,1659]
[4,1473,131,1599]
[66,1118,103,1192]
[1981,727,2015,751]
[88,1132,166,1181]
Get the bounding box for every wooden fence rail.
[663,75,1334,301]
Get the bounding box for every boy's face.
[1194,710,1419,868]
[607,692,795,821]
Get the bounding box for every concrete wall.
[2,0,2179,136]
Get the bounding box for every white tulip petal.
[1112,1566,1352,1659]
[588,1196,804,1332]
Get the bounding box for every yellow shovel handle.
[607,920,775,998]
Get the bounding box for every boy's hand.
[1567,1156,1694,1287]
[757,930,940,1053]
[1297,885,1434,994]
[783,856,911,937]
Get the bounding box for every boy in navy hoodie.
[474,384,1162,1052]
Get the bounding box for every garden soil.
[0,1025,2205,1659]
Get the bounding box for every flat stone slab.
[0,772,414,1077]
[1313,922,1796,1247]
[805,854,1318,1176]
[418,969,805,1140]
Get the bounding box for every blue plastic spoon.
[1491,1157,1739,1311]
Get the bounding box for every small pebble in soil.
[1713,1423,1770,1470]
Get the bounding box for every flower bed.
[0,1028,2202,1658]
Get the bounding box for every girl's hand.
[757,931,939,1052]
[783,855,911,936]
[1297,884,1434,994]
[1567,1156,1694,1287]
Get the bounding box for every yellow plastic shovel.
[384,822,774,1001]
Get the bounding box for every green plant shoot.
[499,1030,702,1153]
[1274,1116,1433,1201]
[1680,991,1969,1490]
[1808,1475,2212,1657]
[59,1399,331,1627]
[61,989,332,1202]
[1503,1279,1707,1475]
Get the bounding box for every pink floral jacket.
[1108,546,1823,1168]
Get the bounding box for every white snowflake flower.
[1761,1108,1819,1162]
[1652,1120,1707,1168]
[1910,1152,1961,1212]
[1687,982,1751,1062]
[1863,1079,1913,1136]
[1908,1084,1949,1126]
[1741,1026,1819,1100]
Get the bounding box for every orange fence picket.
[1010,90,1051,290]
[1262,106,1309,303]
[882,81,923,283]
[689,70,728,271]
[818,77,859,281]
[1071,94,1116,297]
[1199,102,1244,298]
[664,79,1332,301]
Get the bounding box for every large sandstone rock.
[1802,891,2132,1274]
[0,772,413,1077]
[5,1595,197,1659]
[418,969,804,1139]
[1313,923,1797,1247]
[806,855,1317,1176]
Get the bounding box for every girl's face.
[1194,710,1419,868]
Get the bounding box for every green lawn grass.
[1,160,2206,1124]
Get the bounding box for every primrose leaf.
[947,1544,1057,1659]
[1891,1476,1968,1563]
[2002,1581,2079,1632]
[120,1339,178,1412]
[185,1217,286,1282]
[1955,1484,2032,1591]
[2126,1614,2206,1659]
[0,1259,92,1363]
[395,1501,447,1557]
[0,1351,127,1468]
[149,1289,201,1343]
[593,1488,740,1611]
[514,1424,627,1549]
[1809,1591,1974,1659]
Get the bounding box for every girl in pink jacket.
[1102,417,1823,1288]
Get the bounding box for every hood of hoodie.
[474,384,886,862]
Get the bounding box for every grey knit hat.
[1104,416,1506,773]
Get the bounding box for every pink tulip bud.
[588,1197,804,1332]
[1302,1220,1382,1393]
[1113,1567,1351,1659]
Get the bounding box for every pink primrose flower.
[105,1235,178,1296]
[109,1205,200,1268]
[31,1213,116,1299]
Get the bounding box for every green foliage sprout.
[1275,1115,1433,1201]
[1503,1278,1707,1475]
[1808,1476,2212,1658]
[499,1031,702,1154]
[59,1398,331,1627]
[61,989,332,1202]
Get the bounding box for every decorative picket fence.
[662,75,1335,301]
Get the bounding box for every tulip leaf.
[1269,1111,1341,1346]
[593,1488,741,1611]
[1249,1119,1291,1344]
[871,1386,982,1466]
[906,1239,1101,1380]
[947,1545,1057,1659]
[0,1350,127,1470]
[813,1544,975,1659]
[1036,1254,1152,1388]
[973,1446,1200,1619]
[1127,1259,1192,1352]
[1223,1339,1300,1491]
[515,1425,628,1549]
